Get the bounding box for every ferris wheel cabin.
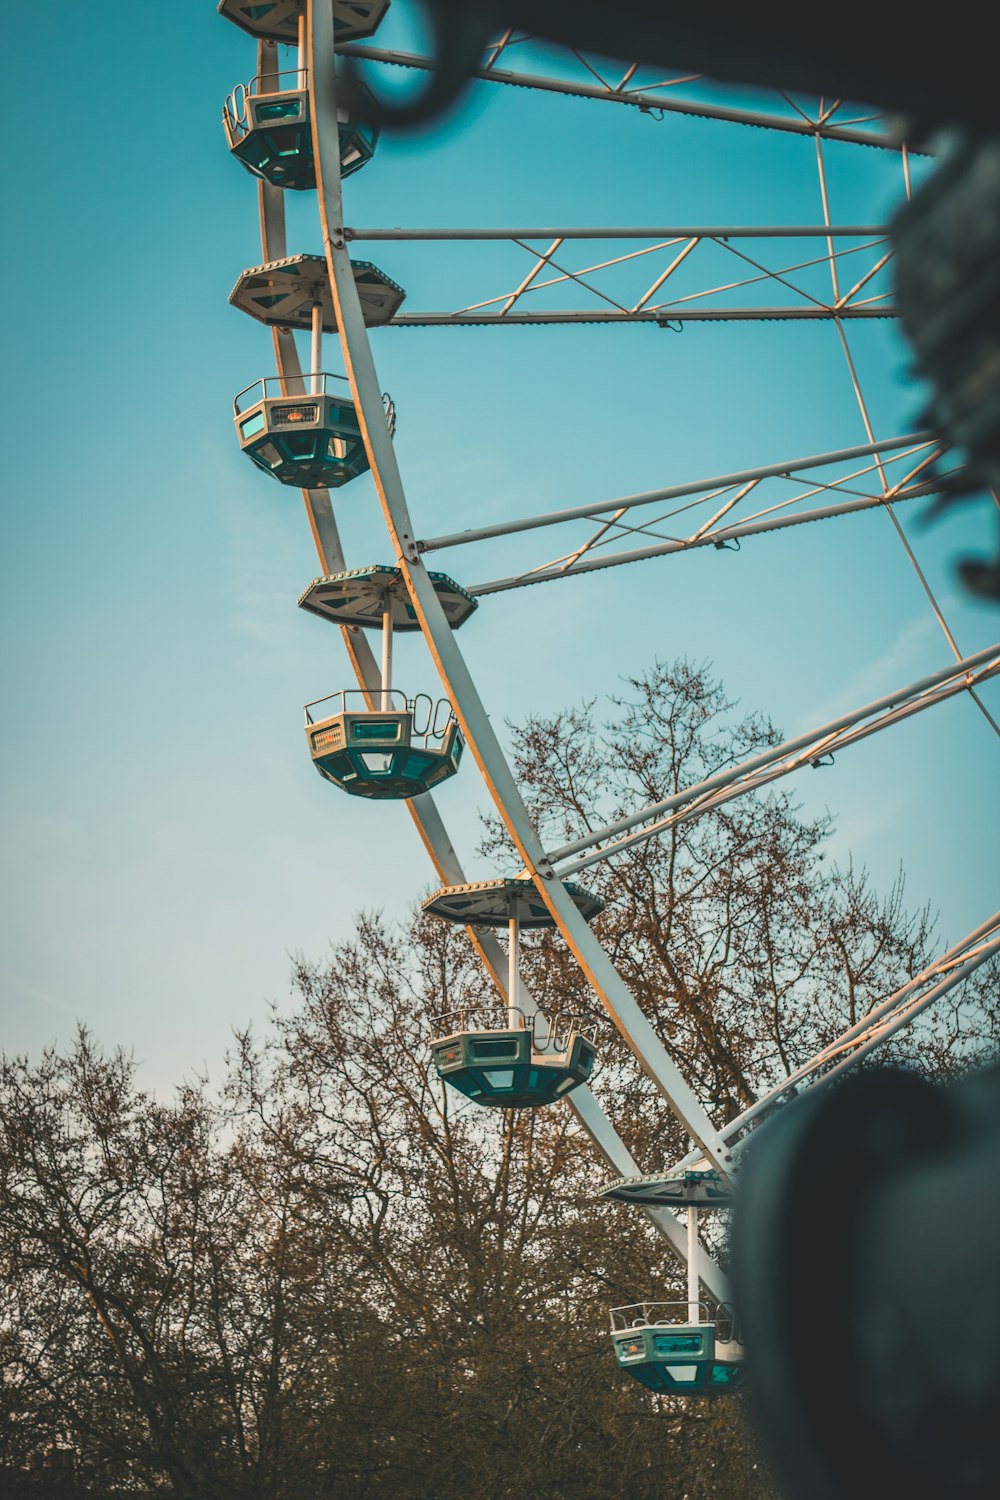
[298,566,473,798]
[422,879,604,1108]
[305,689,464,799]
[610,1302,745,1394]
[430,1007,599,1109]
[222,70,378,191]
[234,374,392,488]
[604,1171,743,1395]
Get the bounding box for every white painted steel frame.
[307,2,737,1198]
[672,914,1000,1169]
[471,443,946,593]
[241,11,988,1302]
[342,224,895,325]
[546,644,1000,872]
[383,307,894,325]
[420,433,935,552]
[246,29,731,1297]
[346,225,889,239]
[470,489,930,594]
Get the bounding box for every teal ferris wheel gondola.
[233,373,393,489]
[609,1302,745,1394]
[305,689,464,799]
[429,1007,599,1109]
[222,70,378,191]
[300,566,472,799]
[422,879,604,1108]
[605,1171,744,1395]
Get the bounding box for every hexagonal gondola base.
[431,1027,596,1108]
[229,106,316,191]
[219,0,389,44]
[298,564,476,631]
[600,1168,735,1208]
[422,877,604,929]
[228,105,376,192]
[612,1325,744,1395]
[231,257,405,331]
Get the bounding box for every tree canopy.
[2,662,994,1498]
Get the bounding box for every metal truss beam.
[383,306,893,325]
[730,919,1000,1141]
[346,226,887,240]
[421,433,934,552]
[547,644,1000,874]
[672,914,1000,1170]
[337,43,902,150]
[469,489,928,595]
[345,225,893,324]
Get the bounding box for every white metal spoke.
[668,917,1000,1171]
[545,645,1000,871]
[339,42,909,148]
[343,224,893,323]
[467,446,951,589]
[465,493,936,593]
[421,433,936,553]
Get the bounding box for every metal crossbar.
[469,449,952,594]
[671,915,1000,1168]
[545,645,1000,874]
[338,43,905,148]
[341,225,894,325]
[420,434,936,553]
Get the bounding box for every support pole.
[380,598,392,709]
[255,117,342,569]
[297,11,307,91]
[310,301,322,395]
[508,914,520,1028]
[687,1207,700,1322]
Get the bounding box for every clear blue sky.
[2,2,997,1087]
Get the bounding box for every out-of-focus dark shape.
[733,1065,1000,1500]
[337,1,998,132]
[892,132,1000,602]
[340,0,499,126]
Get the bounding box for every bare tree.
[481,660,992,1165]
[3,659,991,1498]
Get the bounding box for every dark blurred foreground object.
[732,1066,1000,1500]
[892,132,1000,602]
[337,2,998,133]
[339,1,1000,600]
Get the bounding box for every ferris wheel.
[216,0,1000,1402]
